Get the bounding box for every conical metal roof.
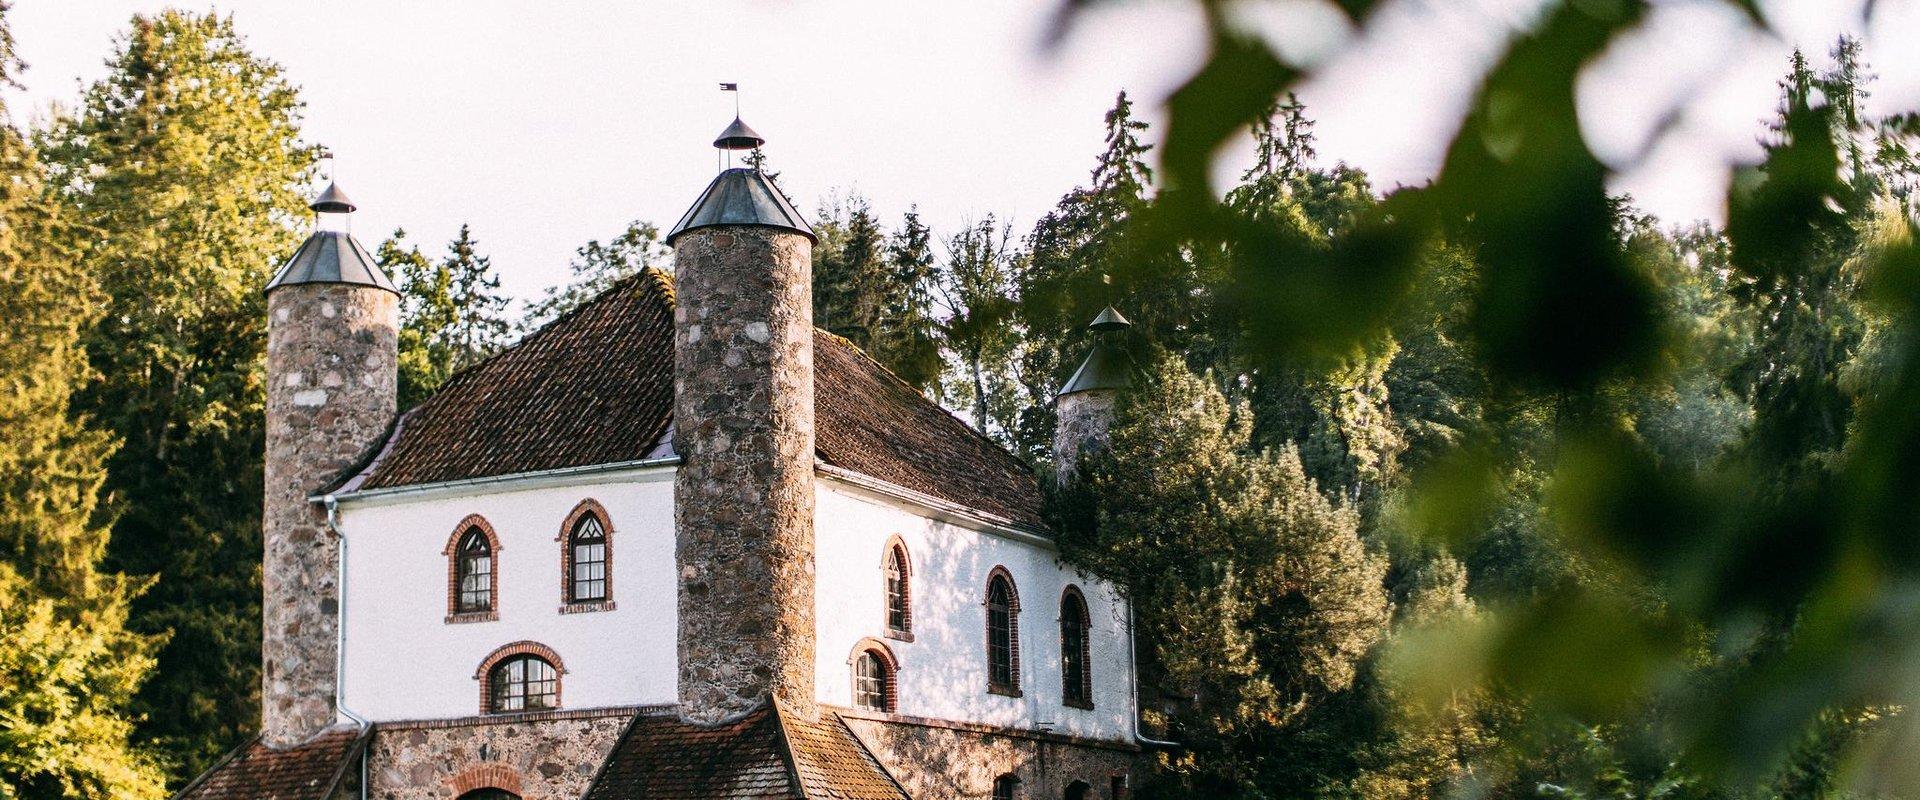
[264,230,398,295]
[1059,307,1135,397]
[665,167,815,246]
[1089,305,1131,332]
[310,182,356,213]
[713,117,765,150]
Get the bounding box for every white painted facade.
[334,462,1136,743]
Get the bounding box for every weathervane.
[714,83,765,172]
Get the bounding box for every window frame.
[474,641,565,714]
[882,536,913,641]
[985,567,1022,697]
[992,773,1020,800]
[444,515,502,624]
[1060,585,1094,709]
[847,639,900,713]
[557,499,616,613]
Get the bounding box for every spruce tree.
[39,10,313,777]
[441,224,511,369]
[811,194,888,348]
[0,12,163,791]
[870,209,942,390]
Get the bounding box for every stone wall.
[365,708,633,800]
[842,713,1139,799]
[264,283,398,745]
[1053,390,1118,487]
[671,225,818,722]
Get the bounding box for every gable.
[340,270,1045,530]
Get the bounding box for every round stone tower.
[1054,306,1133,487]
[261,183,398,745]
[666,118,821,723]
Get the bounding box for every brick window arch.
[881,535,912,640]
[985,566,1022,696]
[1060,585,1094,709]
[475,641,565,714]
[444,515,501,624]
[450,763,524,797]
[557,499,615,612]
[847,638,900,713]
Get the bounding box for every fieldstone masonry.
[263,283,398,746]
[1053,390,1119,487]
[842,715,1138,798]
[366,710,632,800]
[672,225,820,722]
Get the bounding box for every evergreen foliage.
[39,10,313,779]
[523,220,669,330]
[382,225,513,407]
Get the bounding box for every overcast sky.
[9,0,1917,306]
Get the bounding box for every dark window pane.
[885,546,909,633]
[457,530,492,613]
[1062,592,1090,703]
[993,774,1019,800]
[988,577,1015,689]
[489,655,558,713]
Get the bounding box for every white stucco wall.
[336,465,678,721]
[812,478,1137,743]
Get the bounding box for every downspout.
[323,494,371,800]
[1126,597,1180,749]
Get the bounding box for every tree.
[1059,353,1390,795]
[933,217,1026,439]
[0,15,163,790]
[39,10,313,777]
[384,225,512,407]
[869,209,942,390]
[523,220,669,330]
[811,194,888,346]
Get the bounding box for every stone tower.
[1054,306,1133,486]
[666,119,821,723]
[261,183,398,745]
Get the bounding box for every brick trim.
[557,498,615,611]
[444,514,502,624]
[474,640,566,714]
[846,637,901,713]
[881,535,913,641]
[449,762,524,796]
[985,566,1022,697]
[1060,584,1094,710]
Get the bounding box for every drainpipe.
[323,494,371,800]
[1125,597,1180,750]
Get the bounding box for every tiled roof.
[173,727,367,800]
[342,269,1045,530]
[583,701,907,800]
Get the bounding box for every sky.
[9,0,1918,307]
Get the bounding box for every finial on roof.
[714,117,766,151]
[310,182,356,214]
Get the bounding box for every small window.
[569,514,607,602]
[987,570,1020,694]
[884,541,911,637]
[458,791,520,800]
[993,774,1020,800]
[456,529,493,613]
[488,655,558,713]
[1065,780,1091,800]
[854,649,892,711]
[1061,587,1093,708]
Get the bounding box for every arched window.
[992,774,1020,800]
[569,513,607,602]
[457,530,493,612]
[445,516,501,623]
[1065,780,1091,800]
[986,569,1021,695]
[883,539,911,639]
[458,791,520,800]
[856,648,890,709]
[476,641,564,714]
[489,655,558,712]
[1061,586,1093,708]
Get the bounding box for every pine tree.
[0,17,164,790]
[39,10,313,777]
[811,194,888,348]
[1060,353,1390,792]
[441,224,511,369]
[382,225,512,407]
[869,209,942,390]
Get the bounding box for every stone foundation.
[672,225,818,722]
[263,283,398,745]
[841,712,1140,799]
[365,708,634,800]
